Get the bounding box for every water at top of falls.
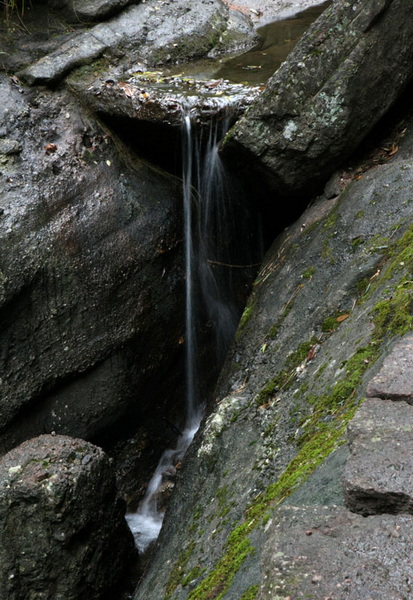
[126,102,242,554]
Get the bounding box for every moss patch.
[301,266,316,280]
[240,585,259,600]
[165,541,196,600]
[255,338,320,405]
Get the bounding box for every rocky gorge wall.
[1,0,413,599]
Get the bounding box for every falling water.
[126,99,252,553]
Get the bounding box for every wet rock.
[259,505,413,600]
[0,74,184,454]
[222,0,413,204]
[0,434,135,600]
[367,334,413,403]
[343,398,413,516]
[133,100,413,599]
[19,0,256,86]
[69,71,262,130]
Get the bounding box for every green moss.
[216,486,234,519]
[367,234,390,254]
[237,305,253,337]
[351,237,364,251]
[188,527,253,600]
[268,319,282,339]
[189,504,204,533]
[381,224,413,281]
[372,284,413,340]
[356,277,370,299]
[188,403,353,600]
[301,266,316,280]
[321,312,348,333]
[240,585,259,600]
[322,210,338,232]
[355,210,364,219]
[298,343,379,446]
[321,239,333,260]
[165,541,196,599]
[183,566,206,587]
[185,224,413,600]
[255,338,319,405]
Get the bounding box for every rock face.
[366,334,413,402]
[258,506,413,600]
[343,398,413,516]
[0,74,184,454]
[0,434,135,600]
[45,0,134,21]
[222,0,413,204]
[13,0,256,86]
[134,93,413,598]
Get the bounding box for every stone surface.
[346,397,413,443]
[0,434,135,600]
[223,0,329,24]
[343,399,413,516]
[0,74,184,454]
[222,0,413,205]
[259,505,413,600]
[46,0,134,21]
[18,0,256,86]
[367,334,413,402]
[69,73,262,130]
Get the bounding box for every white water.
[125,423,199,553]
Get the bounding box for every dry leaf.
[118,82,134,98]
[336,314,350,323]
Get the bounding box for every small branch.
[207,259,262,269]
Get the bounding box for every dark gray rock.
[343,398,413,516]
[0,434,135,600]
[46,0,134,21]
[19,0,256,86]
[0,74,184,454]
[259,505,413,600]
[222,0,413,202]
[367,334,413,402]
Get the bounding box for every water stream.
[126,101,241,553]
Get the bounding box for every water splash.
[125,424,198,553]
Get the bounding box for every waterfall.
[126,99,251,553]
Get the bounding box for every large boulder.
[0,434,135,600]
[222,0,413,205]
[0,74,184,454]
